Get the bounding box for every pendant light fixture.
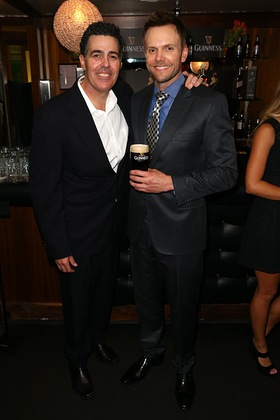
[53,0,103,53]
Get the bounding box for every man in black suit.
[30,17,199,399]
[29,22,133,400]
[121,12,238,410]
[30,19,201,401]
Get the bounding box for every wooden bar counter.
[0,182,139,321]
[0,182,63,319]
[0,178,254,322]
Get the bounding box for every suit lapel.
[151,86,192,164]
[115,88,133,173]
[67,83,116,173]
[136,87,154,144]
[69,84,103,149]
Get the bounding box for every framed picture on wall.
[58,64,78,89]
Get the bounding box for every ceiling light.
[53,0,103,53]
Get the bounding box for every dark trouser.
[131,228,203,374]
[60,242,118,368]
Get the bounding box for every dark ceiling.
[1,0,280,18]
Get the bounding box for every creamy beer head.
[130,144,149,154]
[130,144,150,171]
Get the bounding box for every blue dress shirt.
[148,73,185,134]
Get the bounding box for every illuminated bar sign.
[121,29,145,59]
[187,27,225,59]
[120,27,224,59]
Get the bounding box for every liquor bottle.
[188,36,193,59]
[234,67,243,99]
[244,35,251,58]
[253,35,260,58]
[236,112,245,138]
[236,36,243,58]
[246,119,252,138]
[231,113,237,137]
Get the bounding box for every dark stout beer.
[130,144,150,171]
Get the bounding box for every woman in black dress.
[239,83,280,377]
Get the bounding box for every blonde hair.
[260,81,280,123]
[248,81,280,146]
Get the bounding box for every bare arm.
[245,123,280,200]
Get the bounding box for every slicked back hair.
[80,21,124,58]
[142,11,187,48]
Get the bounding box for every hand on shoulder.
[183,71,209,89]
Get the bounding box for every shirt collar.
[153,73,185,99]
[78,75,117,115]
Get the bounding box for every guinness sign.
[121,29,145,59]
[187,28,224,59]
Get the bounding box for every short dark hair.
[80,21,124,57]
[142,11,187,48]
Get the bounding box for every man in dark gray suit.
[121,12,238,410]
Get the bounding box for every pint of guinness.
[130,144,150,171]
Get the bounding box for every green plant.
[225,20,247,48]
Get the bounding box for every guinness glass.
[130,144,150,171]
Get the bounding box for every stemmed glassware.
[0,146,29,182]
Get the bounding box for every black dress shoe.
[92,343,119,365]
[121,355,164,385]
[175,372,195,410]
[69,364,95,400]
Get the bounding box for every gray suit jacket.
[128,82,238,255]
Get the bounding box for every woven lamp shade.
[53,0,103,53]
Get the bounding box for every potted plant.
[224,20,247,58]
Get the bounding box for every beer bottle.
[245,35,251,58]
[236,112,245,138]
[236,36,243,58]
[231,113,237,137]
[188,36,193,59]
[234,67,243,99]
[246,119,252,138]
[253,35,260,58]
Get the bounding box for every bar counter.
[0,181,62,320]
[0,175,255,322]
[0,181,31,207]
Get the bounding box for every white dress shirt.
[78,77,128,172]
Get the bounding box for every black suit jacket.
[30,80,133,259]
[128,82,238,255]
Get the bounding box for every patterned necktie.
[146,91,169,156]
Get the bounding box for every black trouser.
[60,243,118,368]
